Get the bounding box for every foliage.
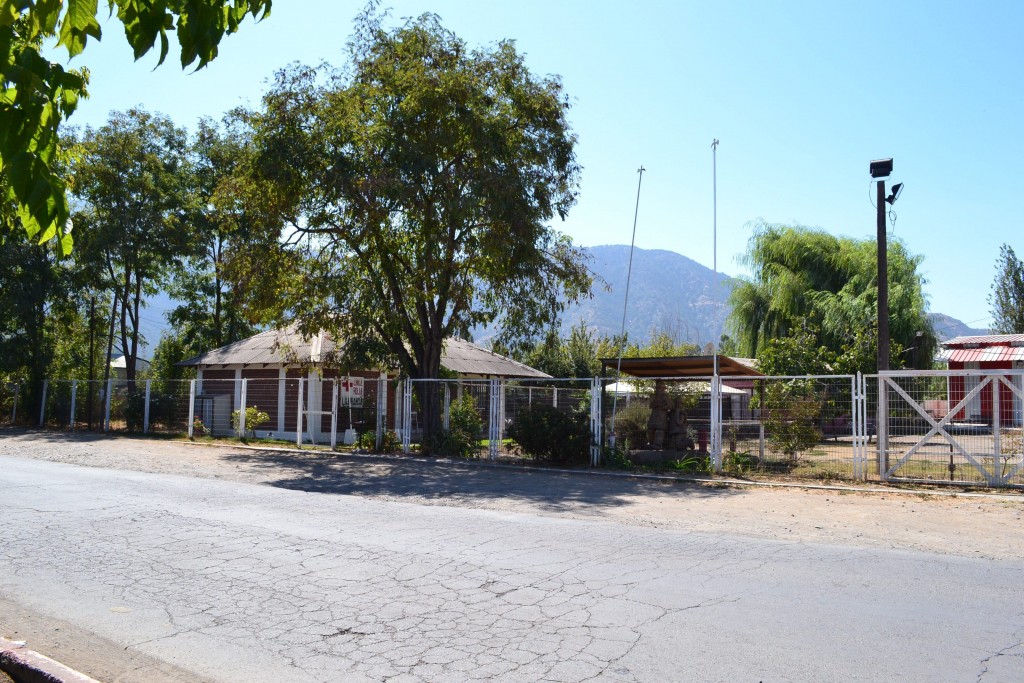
[722,450,758,475]
[1,1,271,252]
[519,322,601,378]
[759,381,822,458]
[231,406,270,437]
[243,9,591,443]
[989,243,1024,334]
[508,403,590,465]
[728,222,935,371]
[601,442,634,470]
[166,114,259,358]
[356,429,401,453]
[614,401,650,449]
[668,452,712,474]
[430,393,483,458]
[72,108,191,384]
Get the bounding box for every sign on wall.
[340,376,364,407]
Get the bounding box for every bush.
[231,406,270,438]
[508,403,590,465]
[430,394,483,458]
[357,429,402,453]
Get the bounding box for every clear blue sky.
[57,0,1024,335]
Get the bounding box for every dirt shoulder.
[2,429,1023,561]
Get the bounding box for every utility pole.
[876,178,889,371]
[870,157,894,372]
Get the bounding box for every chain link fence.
[9,370,1024,489]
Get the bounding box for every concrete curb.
[181,439,1024,503]
[0,639,100,683]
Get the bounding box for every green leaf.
[58,0,103,57]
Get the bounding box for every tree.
[728,222,935,371]
[1,1,271,252]
[989,244,1024,334]
[165,114,259,362]
[243,10,591,443]
[72,108,190,385]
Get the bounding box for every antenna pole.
[711,138,719,377]
[610,166,646,446]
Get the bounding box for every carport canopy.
[600,355,763,378]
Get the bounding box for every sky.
[53,0,1024,339]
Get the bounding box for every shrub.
[357,429,402,453]
[430,394,483,458]
[508,403,590,465]
[231,406,270,438]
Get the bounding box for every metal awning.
[600,355,763,378]
[946,347,1024,364]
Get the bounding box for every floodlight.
[870,158,893,178]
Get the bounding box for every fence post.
[297,377,304,448]
[851,373,861,480]
[143,379,151,434]
[10,384,18,423]
[376,374,387,450]
[710,375,722,473]
[992,379,1001,485]
[187,379,196,438]
[330,379,338,450]
[590,377,602,466]
[402,378,412,454]
[103,378,112,432]
[488,379,500,461]
[877,375,888,479]
[442,383,451,430]
[239,378,248,438]
[69,380,77,430]
[39,379,48,426]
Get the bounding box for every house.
[941,334,1024,425]
[176,327,549,442]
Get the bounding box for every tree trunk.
[414,331,445,449]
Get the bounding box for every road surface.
[1,455,1023,682]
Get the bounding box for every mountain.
[928,313,988,341]
[559,245,735,347]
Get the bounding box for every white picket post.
[103,379,112,432]
[376,374,387,450]
[69,380,77,430]
[330,379,339,450]
[187,379,196,438]
[239,378,248,438]
[143,379,151,434]
[39,380,48,426]
[297,377,304,447]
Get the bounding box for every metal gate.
[875,370,1024,487]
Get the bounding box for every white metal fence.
[7,370,1024,488]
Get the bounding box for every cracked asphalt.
[1,454,1023,682]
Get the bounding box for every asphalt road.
[1,455,1022,682]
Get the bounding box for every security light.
[886,182,903,205]
[870,158,893,178]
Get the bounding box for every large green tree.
[164,114,258,363]
[243,10,591,441]
[1,0,271,253]
[728,222,935,371]
[989,243,1024,334]
[72,107,190,384]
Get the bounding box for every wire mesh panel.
[147,380,194,434]
[503,379,593,464]
[603,377,716,471]
[746,376,858,478]
[876,371,1024,487]
[41,380,76,428]
[193,377,238,437]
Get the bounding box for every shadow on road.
[222,448,743,512]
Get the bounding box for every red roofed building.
[941,334,1024,425]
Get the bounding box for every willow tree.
[244,10,591,441]
[728,222,934,371]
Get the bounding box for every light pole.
[870,158,893,371]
